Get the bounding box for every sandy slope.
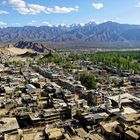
[0,46,34,56]
[6,47,34,55]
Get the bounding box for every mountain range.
[0,21,140,48]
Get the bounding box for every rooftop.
[0,118,19,133]
[85,112,108,120]
[87,133,104,140]
[120,113,140,122]
[108,106,137,114]
[5,130,44,140]
[125,130,139,139]
[101,121,119,133]
[108,93,140,103]
[45,127,64,139]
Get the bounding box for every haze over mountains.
[0,21,140,48]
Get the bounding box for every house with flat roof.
[0,117,19,134]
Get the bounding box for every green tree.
[80,71,97,90]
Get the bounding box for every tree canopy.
[80,71,97,90]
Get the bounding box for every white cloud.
[27,20,37,25]
[18,5,78,15]
[28,4,46,14]
[31,20,36,23]
[16,6,46,15]
[3,0,79,15]
[46,6,78,14]
[136,2,140,7]
[1,1,7,4]
[27,22,32,25]
[15,4,46,15]
[0,10,9,14]
[116,17,120,20]
[15,22,20,25]
[8,0,26,8]
[0,21,7,27]
[92,3,104,10]
[42,21,52,27]
[16,7,30,14]
[103,19,107,23]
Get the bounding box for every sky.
[0,0,140,27]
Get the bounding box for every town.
[0,47,140,140]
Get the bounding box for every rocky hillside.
[0,41,53,58]
[14,41,50,53]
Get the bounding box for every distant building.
[87,90,104,106]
